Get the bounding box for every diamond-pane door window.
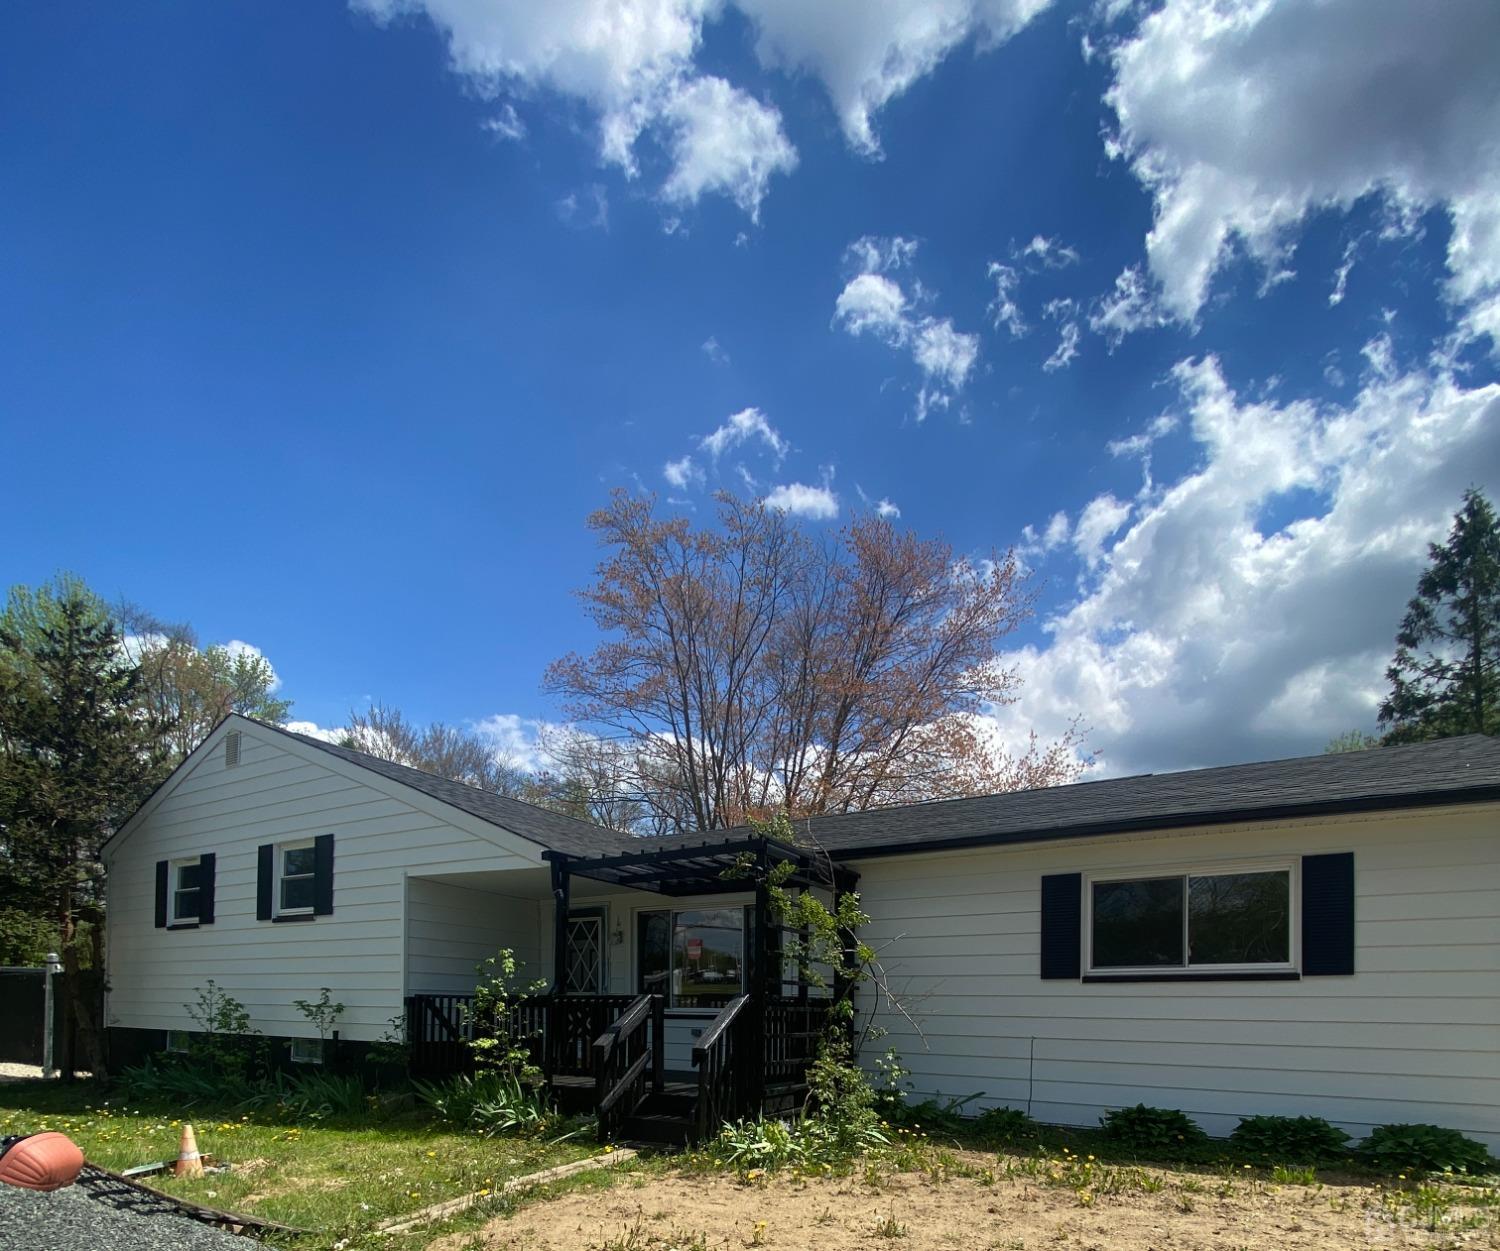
[564,913,603,992]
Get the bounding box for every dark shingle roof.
[268,723,634,857]
[782,734,1500,858]
[271,718,1500,861]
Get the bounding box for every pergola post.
[750,841,773,1115]
[831,866,861,1051]
[549,855,572,996]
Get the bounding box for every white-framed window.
[289,1037,324,1065]
[169,857,204,925]
[275,840,317,916]
[165,1030,192,1054]
[1085,860,1296,975]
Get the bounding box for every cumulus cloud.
[283,719,343,743]
[835,236,979,419]
[1071,494,1131,568]
[1103,0,1500,346]
[988,355,1500,775]
[351,0,795,219]
[737,0,1057,157]
[701,335,729,365]
[764,479,839,519]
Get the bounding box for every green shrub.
[703,1113,891,1171]
[1100,1104,1208,1154]
[1231,1114,1350,1163]
[412,1069,554,1137]
[1357,1123,1495,1175]
[119,1055,260,1107]
[971,1105,1040,1144]
[271,1070,369,1120]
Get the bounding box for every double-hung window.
[1087,863,1294,974]
[169,858,204,925]
[276,841,317,916]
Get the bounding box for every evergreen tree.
[1379,489,1500,743]
[0,576,169,1073]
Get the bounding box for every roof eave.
[830,784,1500,860]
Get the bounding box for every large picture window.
[638,907,749,1008]
[1089,865,1292,972]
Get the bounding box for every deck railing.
[593,993,663,1141]
[692,994,753,1141]
[405,992,637,1077]
[762,997,835,1111]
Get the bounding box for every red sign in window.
[686,937,703,962]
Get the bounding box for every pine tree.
[1379,489,1500,744]
[0,576,169,1074]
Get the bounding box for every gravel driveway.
[0,1172,262,1251]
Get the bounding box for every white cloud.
[1071,493,1132,568]
[1103,0,1500,346]
[283,719,343,743]
[663,455,704,489]
[1018,234,1079,268]
[986,262,1026,337]
[736,0,1056,157]
[987,356,1500,775]
[1042,320,1080,372]
[700,406,788,462]
[857,484,902,518]
[764,480,839,519]
[701,335,729,365]
[351,0,795,219]
[1088,265,1164,346]
[658,75,798,220]
[835,237,979,418]
[1020,509,1071,556]
[834,272,908,338]
[472,712,553,773]
[481,103,526,140]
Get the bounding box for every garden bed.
[437,1148,1500,1251]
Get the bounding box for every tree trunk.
[62,938,109,1079]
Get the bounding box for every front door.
[563,908,605,993]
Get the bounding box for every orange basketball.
[0,1132,85,1191]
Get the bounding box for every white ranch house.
[102,716,1500,1146]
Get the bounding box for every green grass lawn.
[0,1079,617,1251]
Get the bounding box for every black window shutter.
[257,844,274,920]
[1302,851,1355,975]
[198,853,216,925]
[154,860,169,929]
[1040,872,1082,979]
[313,834,335,916]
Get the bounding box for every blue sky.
[3,0,1498,777]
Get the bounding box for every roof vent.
[225,731,241,768]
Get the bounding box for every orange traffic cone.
[174,1122,204,1178]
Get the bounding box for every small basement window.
[165,1030,191,1054]
[1087,864,1294,974]
[276,840,316,915]
[170,857,204,925]
[289,1037,324,1065]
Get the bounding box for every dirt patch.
[434,1151,1497,1251]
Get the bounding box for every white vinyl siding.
[405,877,543,996]
[104,723,543,1041]
[855,804,1500,1147]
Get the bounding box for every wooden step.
[619,1110,694,1147]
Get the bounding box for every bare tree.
[522,727,671,835]
[342,702,530,796]
[545,491,1087,832]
